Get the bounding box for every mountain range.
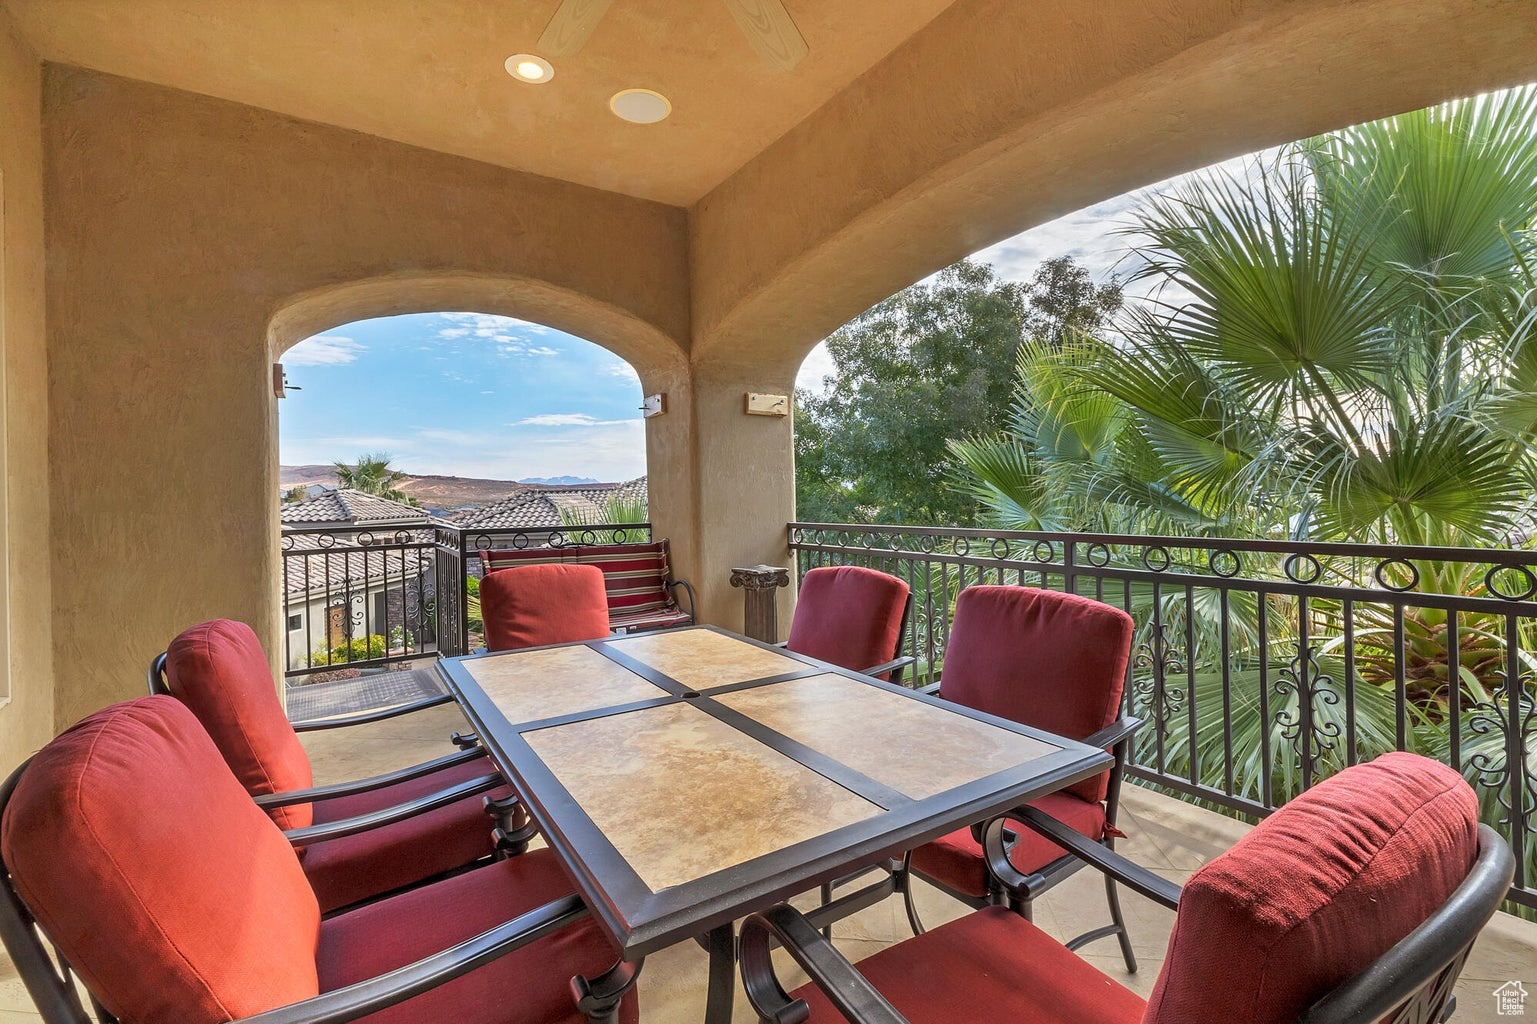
[279,465,587,510]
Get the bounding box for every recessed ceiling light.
[505,54,554,84]
[610,88,672,124]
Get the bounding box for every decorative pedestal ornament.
[730,565,791,643]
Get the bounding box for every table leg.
[571,958,643,1024]
[704,922,737,1024]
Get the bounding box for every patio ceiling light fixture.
[505,53,554,83]
[610,88,671,124]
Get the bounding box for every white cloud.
[285,335,365,367]
[435,313,562,357]
[514,413,635,427]
[605,361,641,385]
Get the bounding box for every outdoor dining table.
[436,625,1112,1024]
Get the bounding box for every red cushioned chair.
[480,563,612,652]
[782,566,915,682]
[893,585,1140,968]
[150,619,515,913]
[740,752,1513,1024]
[0,697,638,1024]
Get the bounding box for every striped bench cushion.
[479,541,686,630]
[576,542,674,615]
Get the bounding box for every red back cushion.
[164,619,315,830]
[577,541,674,614]
[786,566,910,677]
[1,697,321,1024]
[478,547,569,576]
[940,586,1133,802]
[481,563,612,652]
[1144,752,1479,1024]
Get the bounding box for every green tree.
[952,90,1537,897]
[958,89,1537,548]
[1021,255,1124,348]
[333,452,418,505]
[795,258,1116,525]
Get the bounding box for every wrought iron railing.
[789,522,1537,909]
[282,522,656,678]
[280,525,440,679]
[283,521,656,678]
[433,522,654,656]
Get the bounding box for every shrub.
[320,634,387,663]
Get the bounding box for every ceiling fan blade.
[721,0,808,71]
[538,0,615,57]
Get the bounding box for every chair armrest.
[999,807,1181,911]
[666,578,697,621]
[282,772,501,845]
[1083,715,1142,752]
[290,692,455,732]
[914,681,941,697]
[255,747,488,808]
[740,903,910,1024]
[771,640,789,649]
[234,895,587,1024]
[859,655,916,678]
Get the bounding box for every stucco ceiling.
[3,0,957,206]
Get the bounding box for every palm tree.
[333,452,418,505]
[959,89,1537,547]
[952,90,1537,898]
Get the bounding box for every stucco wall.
[33,0,1537,729]
[0,6,50,772]
[691,0,1537,367]
[43,67,692,724]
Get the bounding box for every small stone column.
[730,565,790,643]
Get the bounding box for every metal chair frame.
[893,705,1141,970]
[0,756,635,1024]
[742,816,1515,1024]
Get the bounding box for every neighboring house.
[446,477,648,580]
[281,482,335,501]
[280,490,436,671]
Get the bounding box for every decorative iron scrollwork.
[1275,643,1341,781]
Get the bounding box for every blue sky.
[280,155,1252,482]
[280,311,645,480]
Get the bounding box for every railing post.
[457,527,471,656]
[731,565,791,643]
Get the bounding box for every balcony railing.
[789,521,1537,910]
[280,525,441,679]
[281,521,655,680]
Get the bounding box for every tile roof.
[280,489,432,527]
[448,477,648,533]
[280,532,433,595]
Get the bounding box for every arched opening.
[273,307,654,711]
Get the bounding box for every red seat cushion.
[301,758,510,913]
[1,697,322,1023]
[940,587,1133,802]
[786,566,909,678]
[791,906,1143,1024]
[319,852,637,1024]
[1144,752,1479,1024]
[163,618,316,829]
[908,790,1107,899]
[480,563,612,652]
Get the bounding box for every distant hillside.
[520,475,599,486]
[280,465,538,510]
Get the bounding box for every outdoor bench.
[478,539,696,633]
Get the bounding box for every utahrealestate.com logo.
[1496,981,1528,1016]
